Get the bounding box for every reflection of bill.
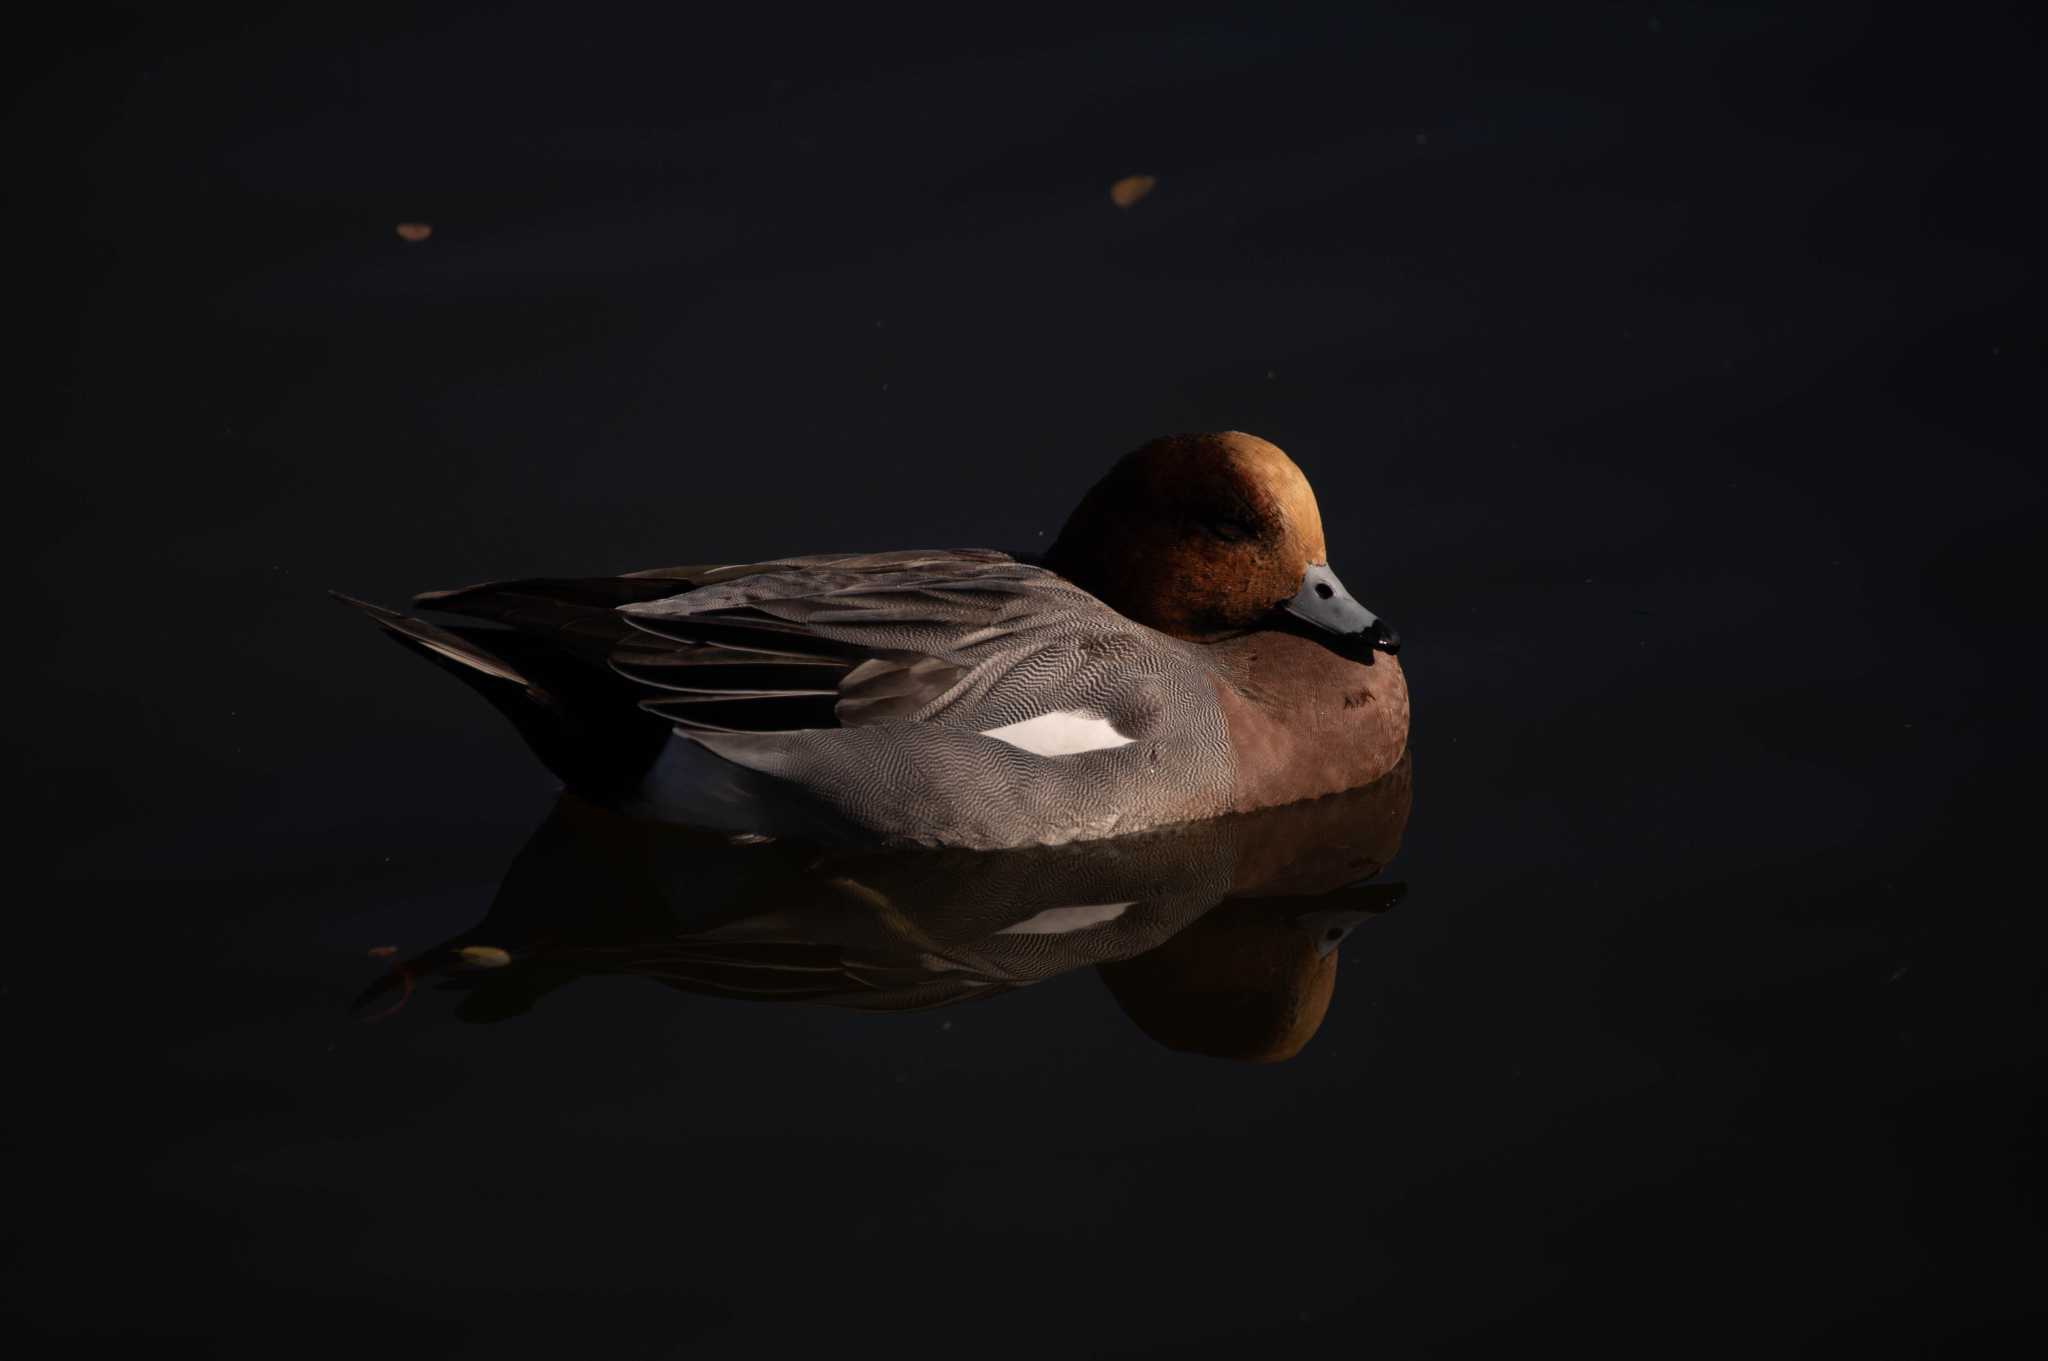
[360,753,1412,1062]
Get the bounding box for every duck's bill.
[1284,562,1401,656]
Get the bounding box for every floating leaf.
[456,945,512,968]
[366,945,398,959]
[1109,175,1156,208]
[395,222,433,242]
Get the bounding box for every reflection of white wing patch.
[996,902,1136,935]
[980,710,1135,757]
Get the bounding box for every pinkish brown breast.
[1208,632,1411,813]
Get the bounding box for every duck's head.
[1044,431,1399,653]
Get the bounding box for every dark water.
[17,5,2045,1354]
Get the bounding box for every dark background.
[11,3,2044,1354]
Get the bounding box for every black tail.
[332,589,670,797]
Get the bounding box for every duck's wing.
[609,549,1231,845]
[409,548,1064,736]
[397,549,1230,845]
[608,548,1168,738]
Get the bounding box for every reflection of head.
[1098,895,1360,1062]
[1098,902,1334,1062]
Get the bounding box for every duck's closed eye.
[1206,516,1258,544]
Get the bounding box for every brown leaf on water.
[395,222,433,242]
[456,945,512,968]
[366,945,398,958]
[1110,175,1156,208]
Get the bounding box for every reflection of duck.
[363,754,1411,1062]
[337,432,1407,849]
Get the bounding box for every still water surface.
[16,6,2043,1354]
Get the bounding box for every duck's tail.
[330,590,667,798]
[330,592,533,685]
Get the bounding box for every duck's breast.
[1209,632,1410,812]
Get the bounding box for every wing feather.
[408,550,1164,746]
[609,550,1095,735]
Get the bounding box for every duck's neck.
[1205,631,1410,813]
[1042,533,1185,636]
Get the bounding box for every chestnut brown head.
[1044,431,1398,652]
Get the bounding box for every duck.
[338,431,1408,849]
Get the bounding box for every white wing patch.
[979,709,1135,757]
[996,902,1136,936]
